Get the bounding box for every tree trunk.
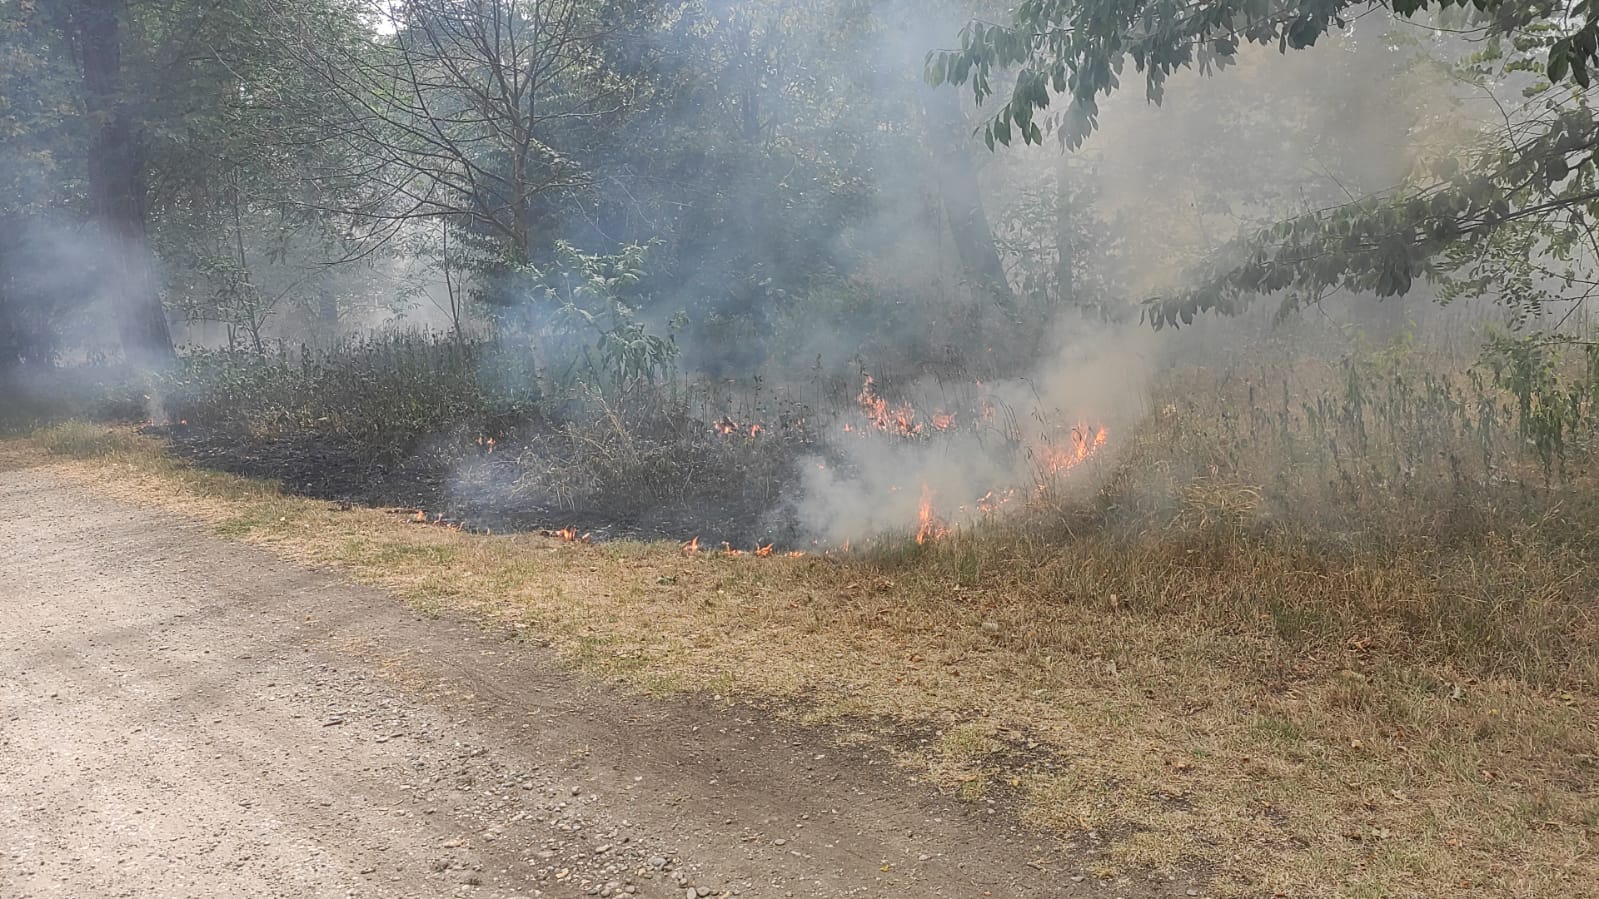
[922,89,1015,309]
[71,0,174,366]
[507,156,549,388]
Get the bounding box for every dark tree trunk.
[923,89,1015,308]
[70,0,174,366]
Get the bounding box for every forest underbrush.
[8,328,1598,896]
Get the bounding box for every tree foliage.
[930,1,1599,328]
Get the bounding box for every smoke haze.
[4,1,1570,545]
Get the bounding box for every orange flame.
[976,487,1018,516]
[681,536,700,556]
[931,411,955,430]
[1038,423,1110,476]
[750,424,764,437]
[413,510,426,522]
[915,484,950,545]
[755,543,774,557]
[857,374,920,436]
[714,417,738,436]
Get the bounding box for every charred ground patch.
[148,420,813,548]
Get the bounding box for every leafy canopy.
[928,1,1599,327]
[929,1,1599,150]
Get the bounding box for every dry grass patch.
[10,424,1598,898]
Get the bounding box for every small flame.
[681,536,700,556]
[755,543,774,557]
[557,526,578,543]
[857,374,920,436]
[976,487,1018,516]
[1038,423,1110,476]
[414,510,426,522]
[931,411,955,430]
[714,417,738,436]
[749,423,763,437]
[915,484,949,545]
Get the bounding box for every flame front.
[411,380,1112,556]
[842,376,1110,544]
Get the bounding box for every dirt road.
[0,465,1181,898]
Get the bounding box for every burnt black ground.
[151,423,808,548]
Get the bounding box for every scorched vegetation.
[6,0,1599,895]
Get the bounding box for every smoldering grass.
[11,334,1599,896]
[21,426,1599,895]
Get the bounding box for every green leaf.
[1548,41,1570,83]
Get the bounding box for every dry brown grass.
[9,422,1598,898]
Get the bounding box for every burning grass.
[13,404,1598,898]
[11,330,1599,895]
[118,335,1135,549]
